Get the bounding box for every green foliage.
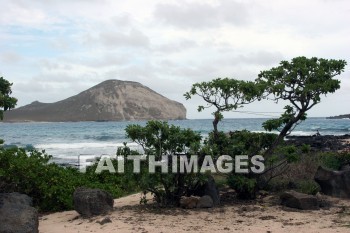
[184,77,263,135]
[267,179,321,195]
[277,145,300,163]
[255,57,347,190]
[300,144,311,154]
[184,77,262,112]
[257,57,346,109]
[258,57,346,150]
[227,175,257,199]
[262,106,307,132]
[126,121,201,157]
[319,151,350,170]
[125,121,207,206]
[0,148,78,211]
[319,152,342,170]
[202,130,277,158]
[0,147,135,212]
[296,180,320,195]
[0,77,17,120]
[228,130,277,155]
[202,130,276,199]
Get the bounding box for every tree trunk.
[212,111,220,139]
[264,110,305,156]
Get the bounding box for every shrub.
[267,179,320,195]
[0,147,78,210]
[203,130,276,157]
[319,151,350,170]
[296,180,320,195]
[202,130,276,199]
[125,120,208,206]
[227,174,257,199]
[0,147,135,211]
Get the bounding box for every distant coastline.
[326,114,350,119]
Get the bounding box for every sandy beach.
[39,192,350,233]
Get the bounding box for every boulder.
[280,190,319,210]
[194,175,220,205]
[179,195,214,209]
[314,166,350,198]
[0,193,39,233]
[197,195,214,208]
[73,187,114,217]
[179,196,199,209]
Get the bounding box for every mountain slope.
[4,80,186,122]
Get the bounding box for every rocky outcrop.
[0,193,39,233]
[280,190,319,210]
[286,135,350,152]
[314,166,350,198]
[4,80,186,122]
[73,187,114,217]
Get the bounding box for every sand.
[39,192,350,233]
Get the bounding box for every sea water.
[1,118,349,165]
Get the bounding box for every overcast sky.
[0,0,349,119]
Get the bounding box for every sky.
[0,0,349,119]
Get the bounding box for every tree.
[184,78,263,138]
[0,77,17,120]
[257,57,347,155]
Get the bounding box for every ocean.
[1,118,349,165]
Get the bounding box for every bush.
[296,180,320,195]
[203,130,276,157]
[319,151,350,170]
[203,130,276,199]
[0,147,136,212]
[227,174,257,199]
[125,120,208,206]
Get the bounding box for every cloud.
[0,1,50,27]
[252,0,350,37]
[111,14,132,27]
[0,51,22,64]
[1,0,349,119]
[98,28,150,48]
[216,51,285,66]
[154,0,249,29]
[154,39,198,54]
